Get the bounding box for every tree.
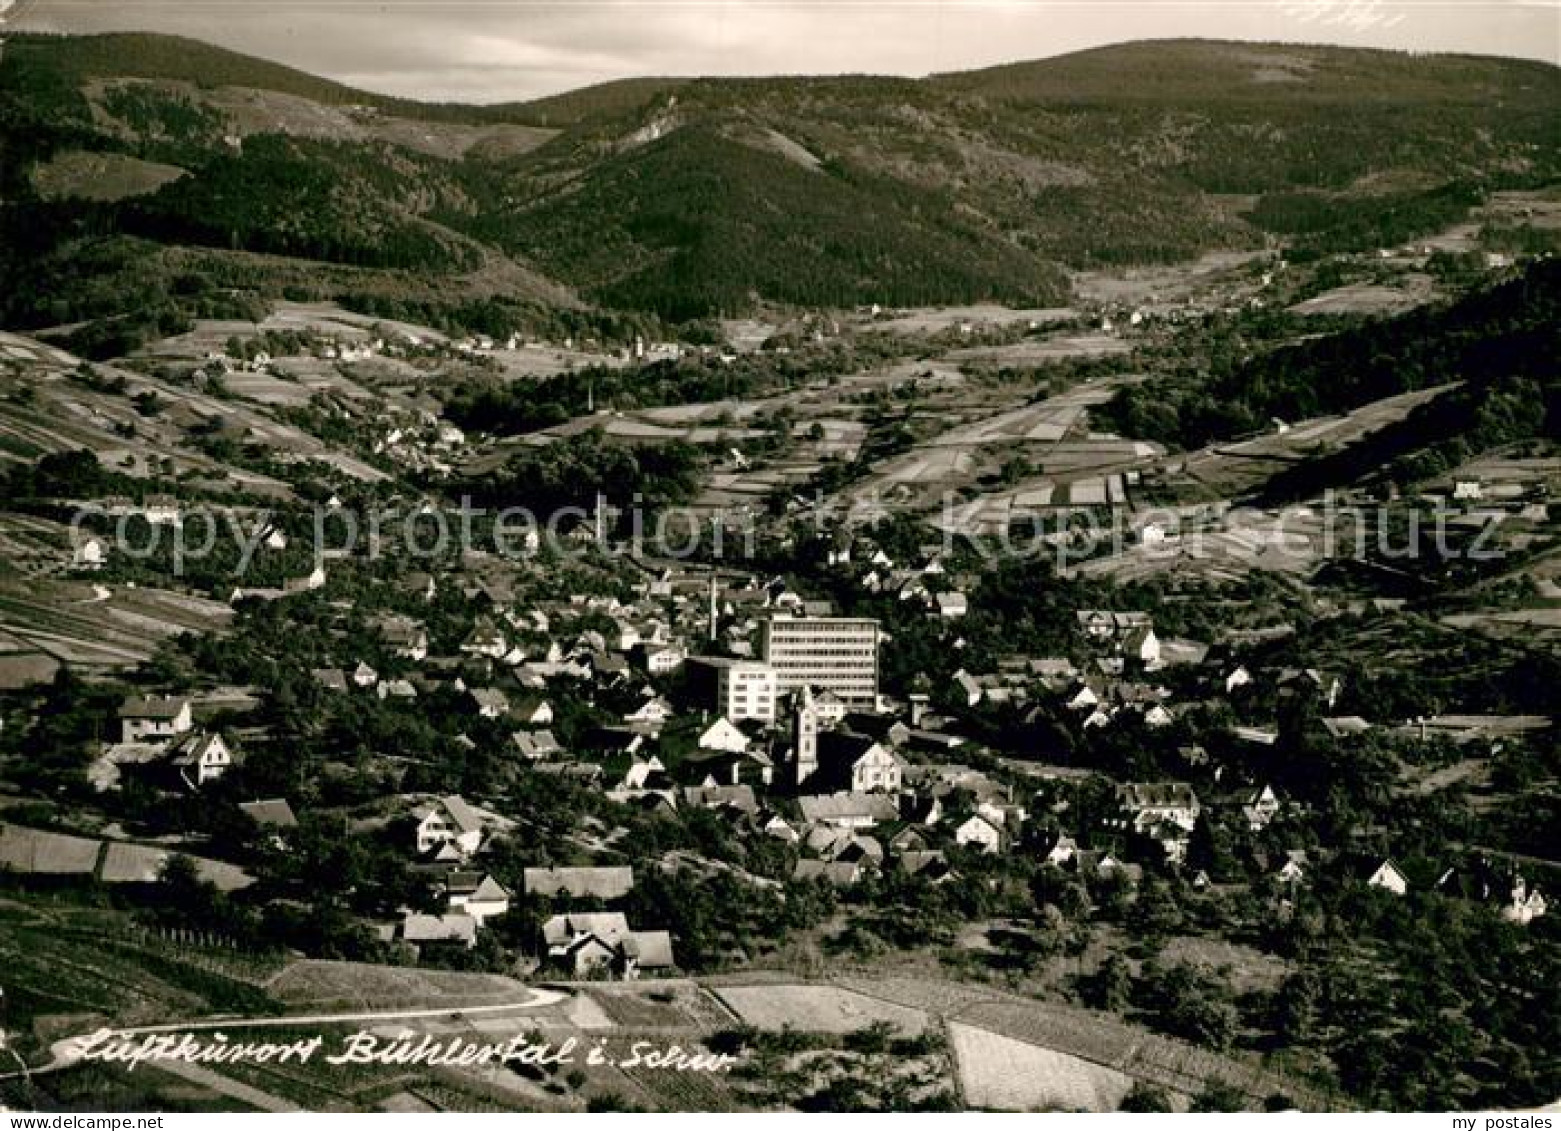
[1272,970,1322,1044]
[1191,1079,1249,1112]
[1082,954,1133,1012]
[1119,1082,1173,1112]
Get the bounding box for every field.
[0,567,234,673]
[711,984,929,1035]
[949,1021,1134,1112]
[29,149,188,203]
[1288,277,1435,317]
[867,305,1077,335]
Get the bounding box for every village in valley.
[0,27,1557,1116]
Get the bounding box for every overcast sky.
[8,1,1559,103]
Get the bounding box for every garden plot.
[950,1022,1133,1112]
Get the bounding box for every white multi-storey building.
[759,615,880,709]
[714,660,779,724]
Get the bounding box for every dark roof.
[0,823,100,875]
[118,695,191,720]
[524,866,634,900]
[239,799,298,829]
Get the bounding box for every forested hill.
[1,32,1557,329]
[1100,258,1561,499]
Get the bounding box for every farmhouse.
[541,912,674,978]
[118,695,193,744]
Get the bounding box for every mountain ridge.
[1,31,1557,331]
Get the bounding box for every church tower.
[792,686,818,790]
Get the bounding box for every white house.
[73,537,108,571]
[642,644,685,675]
[413,796,487,858]
[954,814,1003,854]
[445,872,511,923]
[1366,858,1409,896]
[697,716,750,754]
[1041,832,1078,867]
[934,591,968,619]
[168,731,232,789]
[118,696,193,745]
[512,696,554,726]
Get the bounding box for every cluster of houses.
[398,797,674,976]
[57,534,1547,984]
[90,694,234,793]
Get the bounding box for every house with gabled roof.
[793,859,866,886]
[697,716,750,754]
[1115,781,1201,863]
[377,616,428,661]
[460,621,508,659]
[1365,857,1409,896]
[1275,848,1308,886]
[623,695,673,727]
[897,850,954,883]
[1122,625,1161,666]
[798,792,899,830]
[807,732,902,794]
[401,912,479,951]
[681,784,759,817]
[239,797,297,829]
[512,696,554,726]
[168,731,233,789]
[541,912,674,978]
[444,872,511,922]
[118,695,193,745]
[760,812,800,843]
[1040,831,1078,867]
[954,813,1003,854]
[312,668,348,693]
[412,795,487,858]
[470,687,510,719]
[1230,784,1282,831]
[512,729,562,761]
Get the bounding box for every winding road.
[0,985,571,1083]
